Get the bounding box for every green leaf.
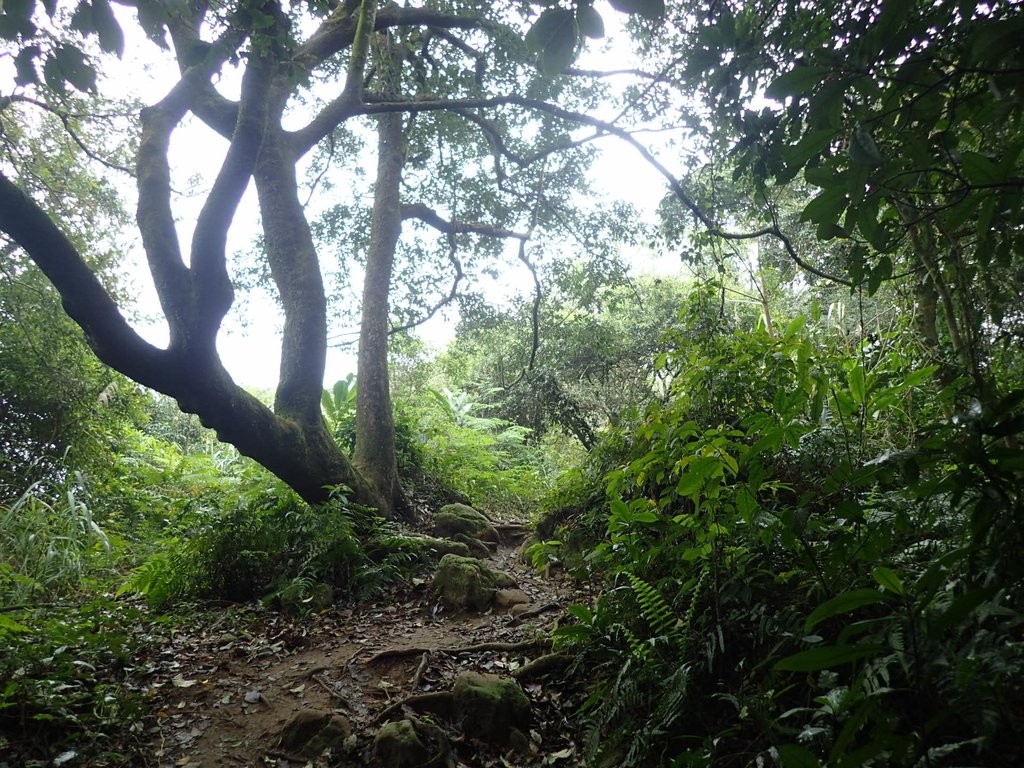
[872,566,904,595]
[90,0,124,56]
[0,614,29,634]
[576,4,604,39]
[567,604,593,624]
[804,589,888,632]
[608,0,665,20]
[775,644,886,672]
[777,744,821,768]
[525,9,578,74]
[54,44,97,93]
[13,44,40,85]
[847,364,866,405]
[783,314,806,339]
[866,256,892,295]
[765,66,827,100]
[800,186,847,226]
[958,151,1001,185]
[849,124,882,167]
[0,0,37,39]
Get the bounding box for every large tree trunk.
[0,16,395,513]
[354,99,411,518]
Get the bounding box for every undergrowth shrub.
[548,312,1024,767]
[126,480,422,609]
[0,476,122,604]
[0,598,145,765]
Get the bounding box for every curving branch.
[0,172,169,383]
[361,93,852,286]
[387,236,463,336]
[389,203,530,335]
[0,95,134,175]
[188,46,274,346]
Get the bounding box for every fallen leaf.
[243,689,262,704]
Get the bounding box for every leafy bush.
[126,480,422,609]
[0,477,122,605]
[0,599,145,765]
[550,313,1024,767]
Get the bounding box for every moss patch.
[430,554,517,612]
[433,504,499,543]
[452,671,532,749]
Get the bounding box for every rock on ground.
[433,503,499,544]
[431,554,517,612]
[453,670,532,751]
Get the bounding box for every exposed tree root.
[509,602,561,624]
[512,652,570,682]
[366,636,552,665]
[373,690,455,724]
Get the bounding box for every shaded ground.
[138,536,586,767]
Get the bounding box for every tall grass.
[0,476,116,604]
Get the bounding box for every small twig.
[311,673,346,702]
[411,651,430,689]
[264,749,306,764]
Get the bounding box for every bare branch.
[388,238,463,336]
[389,203,529,335]
[362,94,852,285]
[0,95,133,175]
[400,202,528,240]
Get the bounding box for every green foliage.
[554,301,1024,766]
[321,374,358,451]
[0,476,121,605]
[405,386,548,513]
[0,598,145,765]
[125,479,422,609]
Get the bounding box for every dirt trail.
[143,536,584,767]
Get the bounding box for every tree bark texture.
[354,57,411,518]
[0,6,393,512]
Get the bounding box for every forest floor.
[134,522,588,768]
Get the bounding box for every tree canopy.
[0,0,662,514]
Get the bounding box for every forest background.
[1,0,1022,765]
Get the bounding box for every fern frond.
[627,573,677,639]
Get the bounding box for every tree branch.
[387,204,528,335]
[400,202,529,240]
[0,95,134,175]
[188,36,274,348]
[362,94,852,285]
[0,172,169,382]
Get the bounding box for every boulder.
[372,717,452,768]
[433,503,499,544]
[431,554,517,612]
[452,671,532,750]
[406,534,473,560]
[494,588,530,611]
[278,709,352,758]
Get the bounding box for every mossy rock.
[405,534,473,560]
[431,554,517,612]
[278,709,351,758]
[433,503,499,544]
[372,717,452,768]
[452,671,532,750]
